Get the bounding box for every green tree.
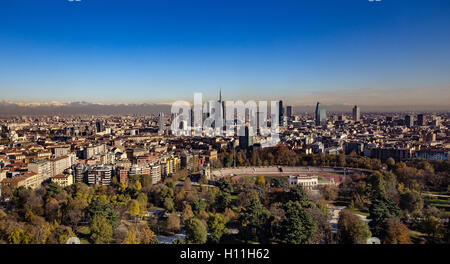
[368,193,401,238]
[164,197,175,212]
[216,178,233,194]
[88,198,120,229]
[192,199,207,215]
[207,213,228,243]
[214,191,232,212]
[90,214,113,244]
[288,185,311,207]
[399,188,423,216]
[277,201,316,244]
[238,197,272,243]
[185,218,207,244]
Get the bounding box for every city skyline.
[0,0,449,106]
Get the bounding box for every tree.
[386,157,395,170]
[255,176,266,188]
[288,185,311,207]
[167,213,181,233]
[277,201,316,244]
[207,213,228,243]
[90,214,113,244]
[142,174,153,188]
[134,181,142,191]
[306,207,332,244]
[368,193,401,239]
[337,209,371,244]
[8,228,32,244]
[139,225,158,244]
[122,228,139,244]
[128,199,141,220]
[421,207,443,243]
[88,198,120,230]
[399,188,423,217]
[384,218,412,244]
[182,204,194,223]
[136,192,148,215]
[216,178,233,194]
[238,197,272,243]
[192,199,207,216]
[320,185,338,201]
[164,197,175,212]
[214,191,232,212]
[185,218,207,244]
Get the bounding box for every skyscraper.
[315,102,327,126]
[239,125,254,149]
[352,105,360,122]
[158,112,165,135]
[417,114,426,126]
[405,115,413,128]
[278,100,284,126]
[286,106,293,119]
[95,121,104,133]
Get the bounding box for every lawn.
[351,208,370,217]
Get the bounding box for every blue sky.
[0,0,449,105]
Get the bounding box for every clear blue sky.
[0,0,449,105]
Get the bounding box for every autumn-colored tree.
[182,204,194,223]
[128,199,141,220]
[122,228,139,244]
[384,218,412,244]
[337,209,371,244]
[320,185,338,201]
[256,175,266,187]
[167,213,181,233]
[139,225,158,244]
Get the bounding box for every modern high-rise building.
[286,106,293,119]
[315,102,327,126]
[95,121,104,133]
[417,114,426,126]
[352,105,360,122]
[158,112,165,135]
[405,115,414,128]
[239,125,254,149]
[278,100,284,126]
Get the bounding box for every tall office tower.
[158,112,165,135]
[286,106,293,119]
[95,121,104,133]
[278,100,284,126]
[239,125,254,149]
[405,115,414,128]
[352,105,360,122]
[315,102,327,126]
[417,114,426,126]
[218,89,225,126]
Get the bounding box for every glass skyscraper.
[315,102,327,126]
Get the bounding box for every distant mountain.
[0,101,448,116]
[0,101,172,116]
